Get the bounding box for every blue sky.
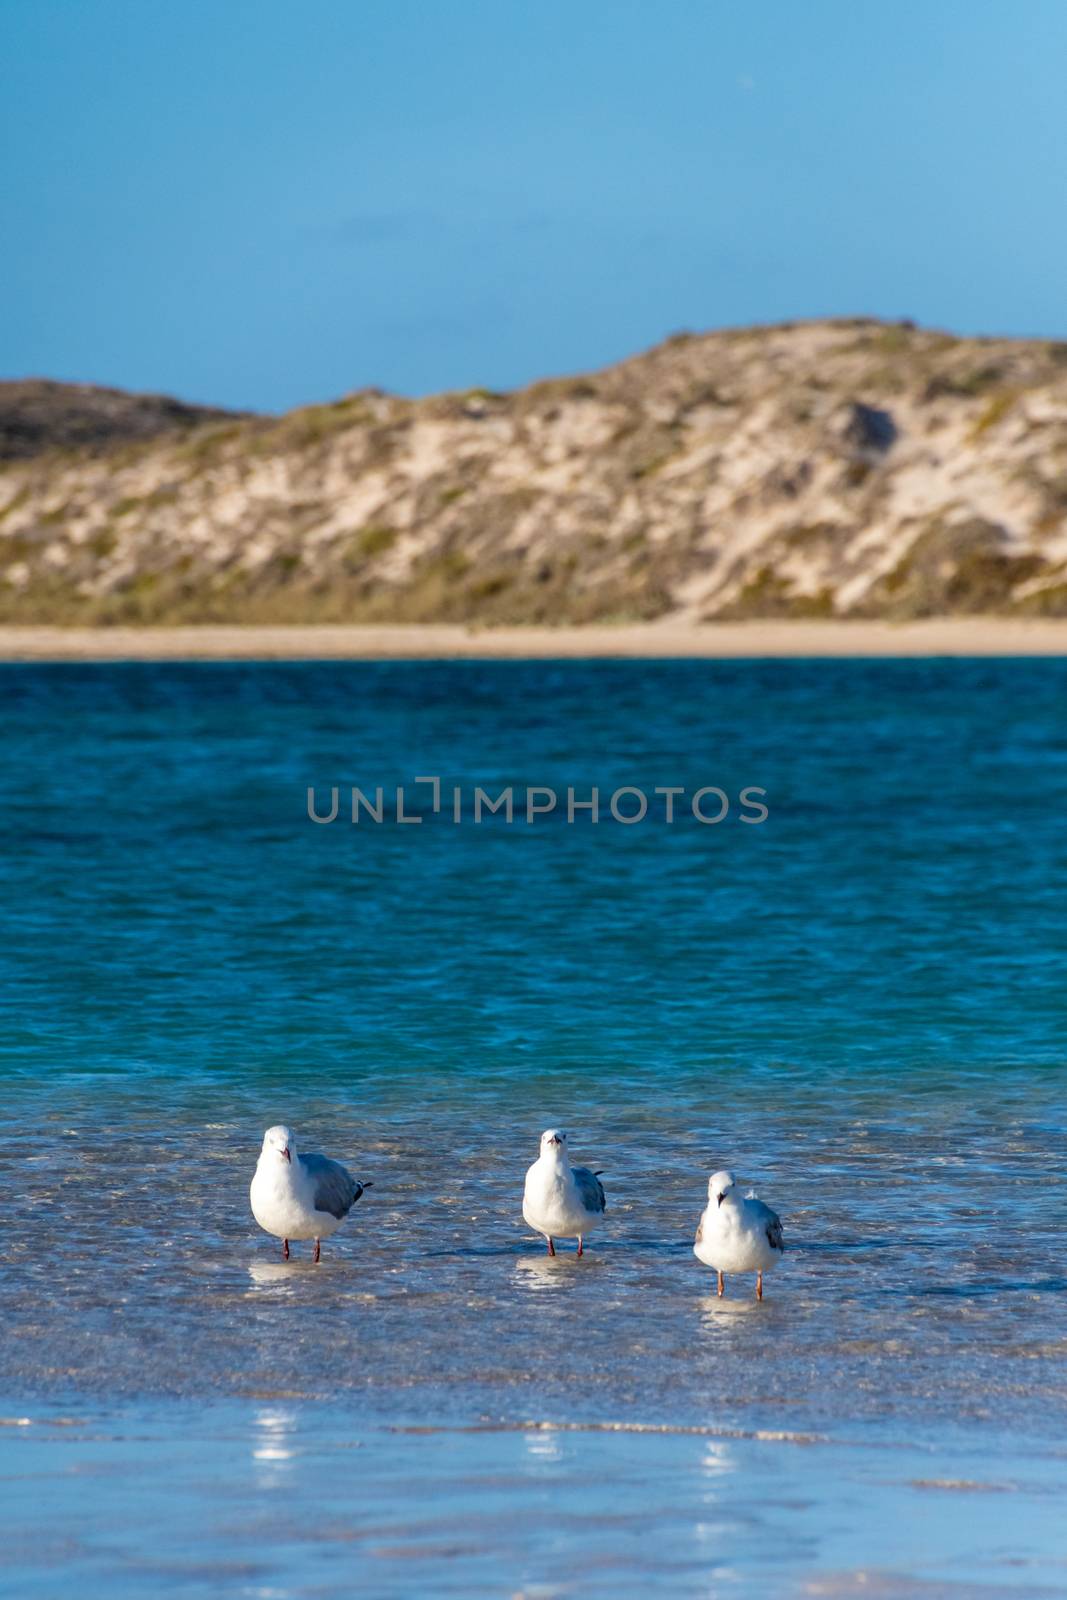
[3,1,1066,411]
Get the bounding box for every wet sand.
[1,618,1067,659]
[5,1401,1065,1597]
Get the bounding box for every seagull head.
[262,1125,295,1164]
[540,1128,568,1157]
[709,1169,736,1206]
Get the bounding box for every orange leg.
[546,1236,555,1256]
[282,1239,290,1261]
[756,1271,763,1301]
[717,1270,725,1297]
[577,1236,584,1257]
[313,1239,321,1264]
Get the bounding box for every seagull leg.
[717,1270,725,1298]
[282,1239,290,1261]
[577,1236,584,1257]
[313,1239,321,1264]
[756,1272,763,1302]
[546,1236,555,1256]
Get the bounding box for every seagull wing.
[572,1165,606,1217]
[746,1195,784,1252]
[299,1152,367,1220]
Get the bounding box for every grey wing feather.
[573,1166,606,1216]
[748,1196,785,1252]
[299,1152,366,1220]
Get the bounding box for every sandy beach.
[2,618,1067,660]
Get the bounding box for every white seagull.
[523,1128,606,1256]
[694,1169,785,1300]
[250,1124,370,1262]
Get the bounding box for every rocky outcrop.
[2,318,1067,623]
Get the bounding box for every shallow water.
[5,1405,1066,1597]
[3,1069,1065,1439]
[1,660,1065,1593]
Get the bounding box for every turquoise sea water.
[1,660,1066,1596]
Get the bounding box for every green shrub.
[356,524,397,557]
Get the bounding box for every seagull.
[694,1169,784,1300]
[250,1124,370,1261]
[523,1128,606,1256]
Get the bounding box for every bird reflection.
[247,1260,316,1292]
[523,1427,564,1464]
[698,1295,760,1333]
[513,1254,577,1290]
[252,1407,297,1484]
[700,1440,735,1480]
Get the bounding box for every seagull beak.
[282,1146,291,1163]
